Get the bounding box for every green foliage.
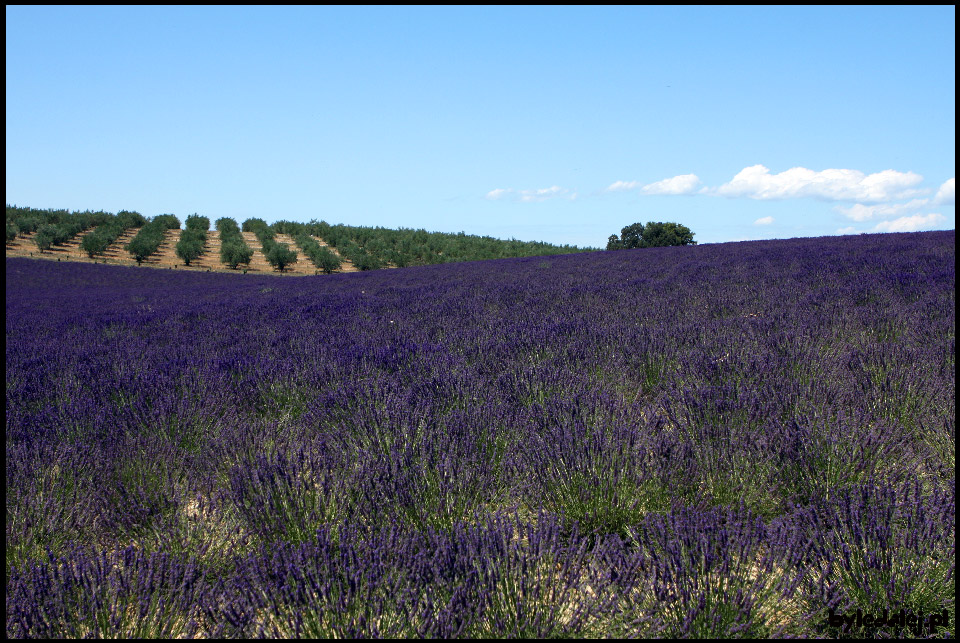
[126,234,159,265]
[12,205,598,269]
[152,214,181,230]
[607,221,696,250]
[613,223,647,250]
[315,246,342,274]
[293,232,343,273]
[125,215,178,264]
[220,240,253,269]
[271,218,597,270]
[242,217,268,233]
[7,205,113,233]
[3,205,144,256]
[34,225,61,252]
[14,217,39,235]
[215,217,242,235]
[265,242,298,272]
[175,229,207,266]
[216,218,254,269]
[80,211,143,258]
[116,210,147,228]
[184,214,210,231]
[80,230,111,258]
[246,218,296,271]
[351,249,384,271]
[644,221,697,247]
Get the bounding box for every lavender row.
[8,486,954,638]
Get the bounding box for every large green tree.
[220,240,253,269]
[607,222,696,250]
[265,243,298,272]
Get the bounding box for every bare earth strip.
[6,231,45,257]
[240,231,274,273]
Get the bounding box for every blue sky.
[6,6,955,246]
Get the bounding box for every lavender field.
[6,231,955,638]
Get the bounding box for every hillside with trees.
[273,220,596,269]
[7,205,599,273]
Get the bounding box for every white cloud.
[836,226,858,235]
[834,198,931,222]
[714,164,927,202]
[934,177,955,205]
[754,216,775,225]
[606,180,642,192]
[485,186,575,202]
[518,186,572,202]
[640,174,702,195]
[872,213,946,232]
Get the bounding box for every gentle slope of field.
[6,231,955,638]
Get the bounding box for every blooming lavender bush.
[6,230,955,638]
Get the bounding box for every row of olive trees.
[175,214,210,266]
[6,206,88,244]
[34,213,116,252]
[5,206,117,252]
[34,222,85,252]
[273,219,594,270]
[216,218,253,269]
[6,220,21,243]
[81,210,147,258]
[267,220,344,273]
[295,232,342,274]
[125,214,181,264]
[243,218,298,272]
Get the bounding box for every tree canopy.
[607,222,696,250]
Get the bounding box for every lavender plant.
[793,479,955,638]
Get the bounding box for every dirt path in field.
[7,229,359,276]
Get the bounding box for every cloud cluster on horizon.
[830,177,954,233]
[487,166,953,234]
[712,165,927,202]
[602,165,940,203]
[871,212,947,233]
